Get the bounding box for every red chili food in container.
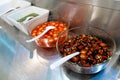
[31,21,68,48]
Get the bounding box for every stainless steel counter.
[0,23,120,80]
[0,0,120,80]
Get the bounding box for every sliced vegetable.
[17,13,39,22]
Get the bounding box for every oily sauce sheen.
[59,34,112,67]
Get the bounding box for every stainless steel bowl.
[56,26,116,74]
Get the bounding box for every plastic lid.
[0,0,12,5]
[0,0,13,16]
[0,0,31,16]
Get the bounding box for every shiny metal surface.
[0,0,120,80]
[30,0,120,10]
[0,29,119,80]
[0,28,61,80]
[0,29,16,80]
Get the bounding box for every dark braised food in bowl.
[59,34,111,67]
[56,27,116,74]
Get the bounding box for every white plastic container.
[7,6,49,35]
[0,0,31,26]
[0,0,13,16]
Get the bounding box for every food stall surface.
[0,0,120,80]
[0,20,120,80]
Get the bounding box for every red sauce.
[31,21,68,48]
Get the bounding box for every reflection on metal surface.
[90,6,113,31]
[0,29,16,80]
[60,58,120,80]
[0,26,2,29]
[116,70,120,80]
[33,49,48,64]
[7,43,49,80]
[61,70,70,80]
[0,29,16,53]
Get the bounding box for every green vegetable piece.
[17,13,39,22]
